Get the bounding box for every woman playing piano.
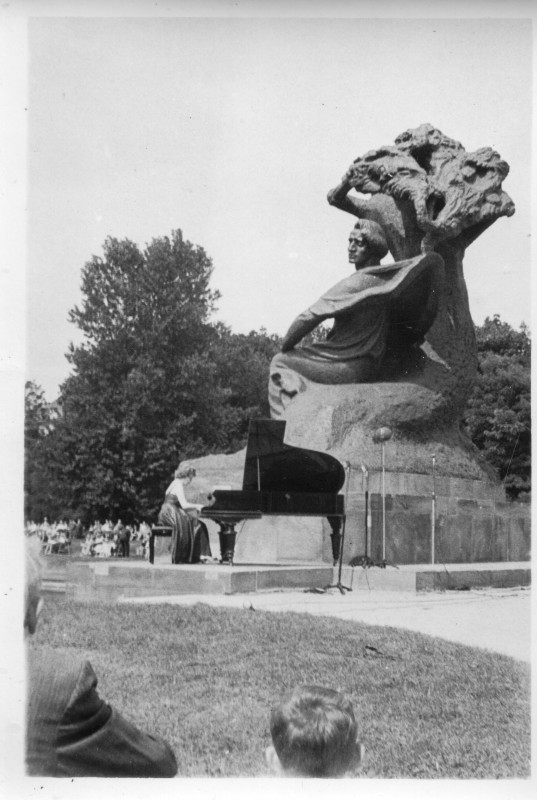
[157,465,211,563]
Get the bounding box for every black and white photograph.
[0,1,533,796]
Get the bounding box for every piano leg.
[216,522,238,565]
[327,515,342,567]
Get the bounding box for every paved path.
[123,586,531,663]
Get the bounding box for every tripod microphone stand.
[324,462,352,594]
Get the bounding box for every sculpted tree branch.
[328,124,514,257]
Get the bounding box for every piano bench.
[149,526,173,565]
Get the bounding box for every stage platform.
[63,559,530,602]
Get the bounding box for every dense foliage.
[464,315,531,499]
[25,231,280,523]
[24,381,64,520]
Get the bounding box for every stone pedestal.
[280,382,496,480]
[341,469,530,566]
[267,383,531,566]
[187,410,530,566]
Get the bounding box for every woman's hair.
[270,685,359,777]
[175,463,196,480]
[353,219,389,260]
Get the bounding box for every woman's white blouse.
[165,478,190,507]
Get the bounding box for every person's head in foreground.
[267,685,363,778]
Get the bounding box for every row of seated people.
[26,518,83,540]
[25,522,73,555]
[81,520,153,558]
[25,519,153,559]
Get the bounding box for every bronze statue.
[269,219,444,416]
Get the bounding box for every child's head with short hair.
[267,685,362,778]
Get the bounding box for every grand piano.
[201,418,347,564]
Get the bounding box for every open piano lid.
[242,419,346,495]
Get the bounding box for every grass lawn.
[31,595,531,778]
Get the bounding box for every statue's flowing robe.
[269,253,444,415]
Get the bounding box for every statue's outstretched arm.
[281,309,324,352]
[327,170,370,218]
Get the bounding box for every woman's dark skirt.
[157,495,211,563]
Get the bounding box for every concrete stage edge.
[64,560,531,602]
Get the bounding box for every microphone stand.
[349,462,399,571]
[324,462,352,595]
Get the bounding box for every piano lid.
[242,419,346,495]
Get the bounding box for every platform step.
[43,578,66,594]
[62,560,531,602]
[343,563,531,592]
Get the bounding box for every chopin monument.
[68,124,530,604]
[151,124,528,572]
[267,124,529,566]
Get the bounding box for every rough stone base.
[280,381,496,480]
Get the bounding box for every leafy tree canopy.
[464,315,531,499]
[26,231,280,524]
[24,381,64,520]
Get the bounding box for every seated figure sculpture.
[269,219,444,417]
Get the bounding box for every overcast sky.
[12,8,536,398]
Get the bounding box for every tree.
[464,316,530,499]
[210,324,281,445]
[40,231,280,524]
[24,381,63,520]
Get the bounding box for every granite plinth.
[338,470,530,566]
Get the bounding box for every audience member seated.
[266,685,364,778]
[80,535,93,557]
[25,538,178,777]
[139,522,152,559]
[57,530,70,555]
[43,529,60,555]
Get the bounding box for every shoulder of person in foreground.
[28,651,178,778]
[58,659,178,778]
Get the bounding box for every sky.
[9,7,530,400]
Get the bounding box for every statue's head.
[348,220,388,268]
